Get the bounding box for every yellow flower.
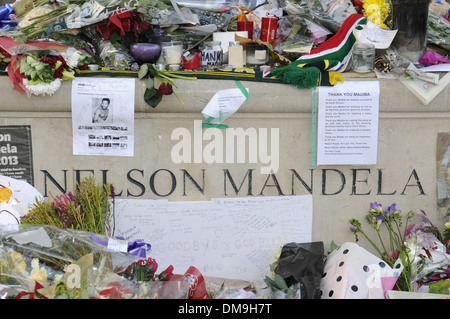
[363,0,390,29]
[8,250,27,275]
[61,69,75,81]
[30,258,47,283]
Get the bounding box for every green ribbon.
[311,87,318,167]
[202,112,228,129]
[235,80,249,101]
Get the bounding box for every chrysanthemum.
[23,78,62,96]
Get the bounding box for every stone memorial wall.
[0,73,448,252]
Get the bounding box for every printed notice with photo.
[71,77,135,156]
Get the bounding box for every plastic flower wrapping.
[0,224,142,299]
[0,37,92,96]
[348,203,450,294]
[404,211,450,285]
[0,224,259,299]
[0,176,260,299]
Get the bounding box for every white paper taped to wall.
[114,195,313,283]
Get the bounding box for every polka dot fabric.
[320,242,402,299]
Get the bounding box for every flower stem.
[157,72,178,88]
[162,72,197,81]
[173,91,184,105]
[358,229,385,258]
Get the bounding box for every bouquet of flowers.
[350,202,450,292]
[0,223,213,299]
[17,48,91,96]
[20,176,115,236]
[0,37,92,96]
[0,224,140,299]
[405,212,450,284]
[361,0,392,29]
[97,257,192,299]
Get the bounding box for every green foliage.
[264,274,299,299]
[19,54,55,84]
[21,176,115,236]
[428,279,450,295]
[137,63,196,107]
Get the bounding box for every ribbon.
[202,111,229,129]
[91,233,151,258]
[125,238,152,258]
[0,4,13,20]
[234,79,249,101]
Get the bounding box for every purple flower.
[371,202,382,210]
[385,203,397,215]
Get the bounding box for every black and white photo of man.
[92,97,112,123]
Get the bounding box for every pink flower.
[52,192,77,210]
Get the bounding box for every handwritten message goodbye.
[114,195,313,282]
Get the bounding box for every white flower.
[60,47,81,69]
[23,78,62,96]
[60,47,91,69]
[30,258,47,283]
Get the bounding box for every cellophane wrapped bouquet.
[350,203,450,293]
[0,224,192,299]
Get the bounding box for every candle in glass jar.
[351,43,375,73]
[246,43,268,67]
[201,41,223,68]
[161,41,183,65]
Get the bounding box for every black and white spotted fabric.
[320,242,403,299]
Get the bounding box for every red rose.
[158,82,173,95]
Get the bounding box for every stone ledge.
[0,72,448,113]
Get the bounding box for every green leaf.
[153,76,162,89]
[144,87,162,108]
[13,34,28,44]
[145,77,154,89]
[147,63,158,77]
[108,30,122,47]
[26,55,37,65]
[138,63,149,79]
[263,275,277,289]
[329,240,339,253]
[274,274,289,290]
